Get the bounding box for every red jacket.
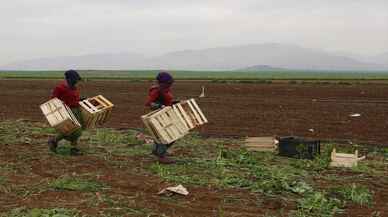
[145,85,173,108]
[51,81,80,108]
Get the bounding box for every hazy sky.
[1,0,387,65]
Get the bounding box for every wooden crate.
[40,98,81,135]
[244,137,278,152]
[330,148,366,168]
[79,95,114,129]
[172,98,208,130]
[141,107,189,144]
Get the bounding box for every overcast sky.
[1,0,387,65]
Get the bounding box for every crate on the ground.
[172,98,208,130]
[141,107,189,144]
[330,148,365,168]
[244,137,278,152]
[40,98,81,135]
[278,136,320,159]
[79,95,114,129]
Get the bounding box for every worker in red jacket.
[48,70,84,155]
[145,71,177,164]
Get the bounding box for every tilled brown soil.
[1,79,388,144]
[0,141,290,217]
[1,78,388,216]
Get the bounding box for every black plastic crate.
[278,136,320,159]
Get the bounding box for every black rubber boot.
[48,137,58,153]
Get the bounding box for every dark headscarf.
[65,70,81,89]
[156,71,174,90]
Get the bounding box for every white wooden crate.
[141,106,189,144]
[40,98,81,135]
[330,148,366,168]
[79,95,114,129]
[172,98,208,130]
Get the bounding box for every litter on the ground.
[158,185,189,196]
[349,113,361,117]
[199,86,206,98]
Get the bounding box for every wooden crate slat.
[174,104,194,129]
[165,109,187,137]
[152,116,172,143]
[95,95,114,107]
[171,106,187,130]
[168,109,189,134]
[85,100,99,113]
[186,100,203,125]
[150,118,171,144]
[79,101,96,113]
[190,99,208,123]
[141,115,161,143]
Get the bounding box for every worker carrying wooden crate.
[47,70,85,155]
[145,71,180,164]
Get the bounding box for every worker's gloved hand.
[150,102,162,110]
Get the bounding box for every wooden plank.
[80,101,96,114]
[150,118,170,144]
[85,100,99,113]
[175,104,194,129]
[187,100,203,125]
[169,109,189,134]
[141,116,160,143]
[95,95,114,107]
[190,99,208,123]
[243,137,276,152]
[172,106,189,131]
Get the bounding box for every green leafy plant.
[50,176,104,192]
[336,184,373,206]
[293,192,342,217]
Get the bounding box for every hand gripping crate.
[141,106,189,144]
[40,98,81,135]
[172,98,208,130]
[79,95,114,129]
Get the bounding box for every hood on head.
[65,70,81,89]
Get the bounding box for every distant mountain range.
[2,43,387,71]
[238,65,284,71]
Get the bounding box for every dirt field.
[1,79,388,145]
[1,79,388,216]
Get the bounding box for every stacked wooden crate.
[79,95,114,129]
[40,98,81,135]
[142,98,208,144]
